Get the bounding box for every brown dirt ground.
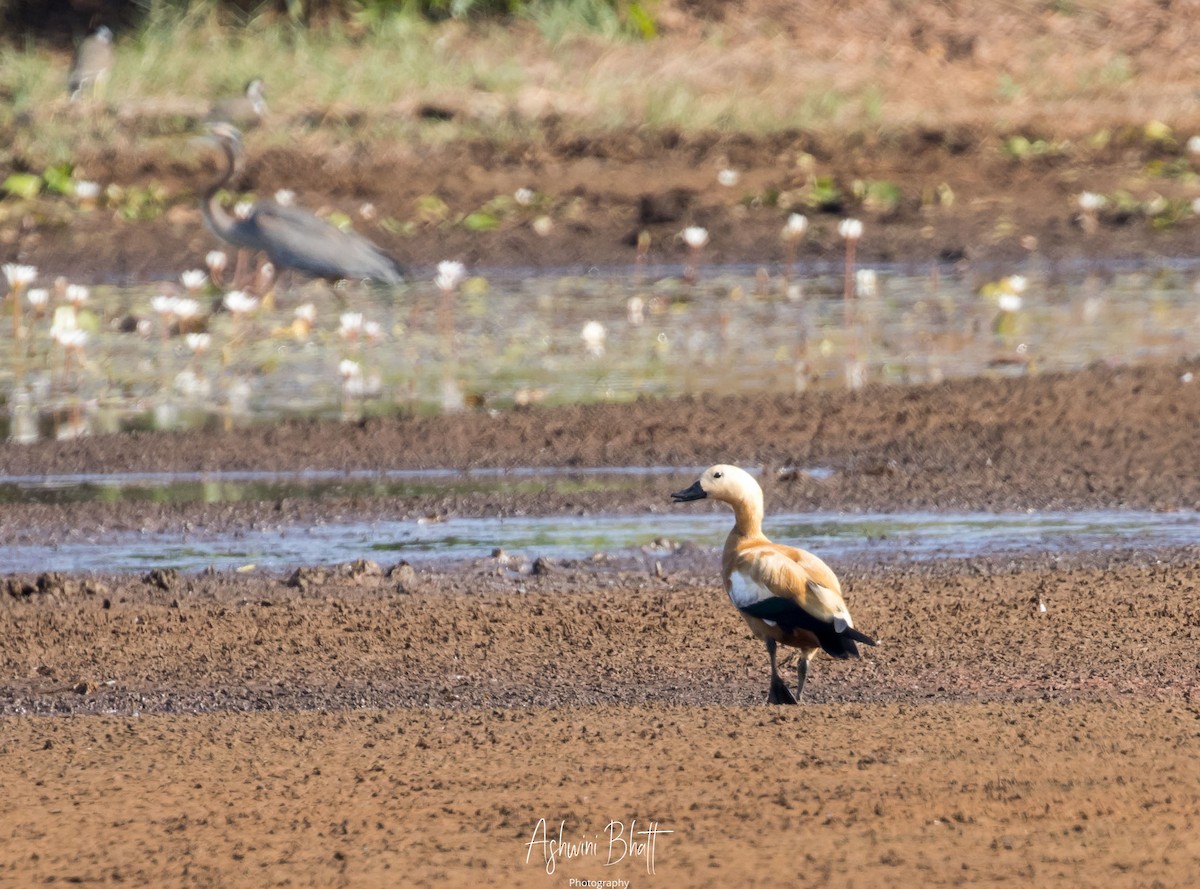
[4,364,1200,886]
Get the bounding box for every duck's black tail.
[818,625,877,660]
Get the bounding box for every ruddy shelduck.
[672,464,876,704]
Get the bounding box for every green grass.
[0,8,896,169]
[6,0,1200,176]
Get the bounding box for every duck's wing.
[732,541,876,658]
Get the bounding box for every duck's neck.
[729,493,764,539]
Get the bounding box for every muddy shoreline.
[5,363,1200,885]
[14,124,1200,285]
[2,363,1198,535]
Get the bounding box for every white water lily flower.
[838,218,864,240]
[274,189,296,206]
[626,296,645,326]
[180,269,207,292]
[65,284,89,306]
[514,187,535,206]
[74,180,101,200]
[717,168,739,187]
[435,260,466,292]
[532,215,553,237]
[339,312,364,338]
[26,288,49,309]
[223,290,258,315]
[294,303,317,324]
[581,320,606,356]
[150,294,179,316]
[206,251,228,273]
[998,292,1023,313]
[3,263,37,288]
[782,213,809,241]
[338,358,362,379]
[174,298,200,320]
[173,369,211,398]
[363,320,383,342]
[57,329,88,350]
[682,226,709,249]
[1078,192,1106,212]
[185,332,211,353]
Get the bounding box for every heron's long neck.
[201,141,238,241]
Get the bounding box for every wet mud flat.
[3,548,1200,887]
[4,362,1200,886]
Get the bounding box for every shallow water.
[4,261,1200,439]
[0,465,711,506]
[5,505,1196,574]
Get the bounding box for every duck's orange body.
[674,464,876,704]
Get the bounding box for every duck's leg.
[796,655,810,701]
[766,639,797,705]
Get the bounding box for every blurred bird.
[206,78,268,131]
[68,26,114,102]
[198,124,404,285]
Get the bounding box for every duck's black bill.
[671,481,707,502]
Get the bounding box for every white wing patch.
[728,569,772,609]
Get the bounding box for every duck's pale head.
[671,464,760,506]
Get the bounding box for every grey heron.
[206,78,267,131]
[68,26,114,102]
[199,124,404,285]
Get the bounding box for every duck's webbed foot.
[768,672,798,705]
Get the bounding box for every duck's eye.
[713,471,723,479]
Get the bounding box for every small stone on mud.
[339,559,383,582]
[285,567,328,591]
[36,573,74,596]
[387,562,420,593]
[531,556,555,575]
[82,580,109,597]
[4,578,38,599]
[143,568,179,592]
[637,188,695,224]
